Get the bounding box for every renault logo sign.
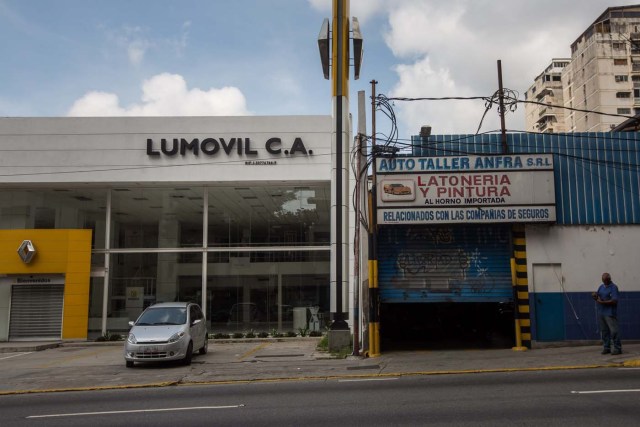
[17,240,36,264]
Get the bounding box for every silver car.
[124,302,208,367]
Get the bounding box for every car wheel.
[126,361,134,368]
[183,341,193,365]
[200,336,208,355]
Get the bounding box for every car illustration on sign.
[381,180,416,202]
[384,183,412,195]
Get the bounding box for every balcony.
[535,88,554,101]
[537,114,557,132]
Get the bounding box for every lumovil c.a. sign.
[146,137,313,157]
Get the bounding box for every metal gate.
[378,225,513,303]
[9,284,64,341]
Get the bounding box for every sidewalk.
[0,339,638,395]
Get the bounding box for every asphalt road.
[1,368,639,426]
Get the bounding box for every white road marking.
[571,389,640,395]
[27,404,245,419]
[338,377,399,383]
[0,352,33,360]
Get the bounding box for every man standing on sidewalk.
[592,273,622,355]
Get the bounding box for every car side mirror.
[191,318,202,326]
[128,321,135,327]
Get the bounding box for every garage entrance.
[377,224,515,350]
[379,224,515,350]
[380,302,515,350]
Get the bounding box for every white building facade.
[0,116,360,341]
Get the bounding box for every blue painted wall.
[530,291,640,341]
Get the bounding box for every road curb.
[0,362,624,396]
[0,381,179,396]
[0,343,60,354]
[622,359,640,367]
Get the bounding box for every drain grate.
[346,365,381,370]
[255,354,305,358]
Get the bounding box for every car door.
[189,304,204,349]
[197,305,207,345]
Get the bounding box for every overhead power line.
[516,99,634,120]
[378,93,635,121]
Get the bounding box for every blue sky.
[1,1,637,137]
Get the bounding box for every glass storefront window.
[106,252,203,332]
[111,187,204,249]
[207,184,330,247]
[91,253,105,270]
[0,183,332,339]
[88,277,104,339]
[0,189,107,248]
[207,250,330,334]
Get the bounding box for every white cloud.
[384,2,467,59]
[67,73,250,117]
[101,23,191,66]
[127,39,149,66]
[389,56,495,135]
[102,25,153,67]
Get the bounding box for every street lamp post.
[318,0,363,341]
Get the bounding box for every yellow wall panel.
[63,304,89,318]
[63,283,90,296]
[66,251,92,264]
[64,263,91,274]
[10,262,67,274]
[0,229,92,341]
[64,294,89,307]
[63,323,89,340]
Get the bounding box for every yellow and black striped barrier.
[512,225,531,350]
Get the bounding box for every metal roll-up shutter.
[378,225,513,303]
[9,284,64,340]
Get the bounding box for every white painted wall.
[0,116,332,184]
[525,224,640,293]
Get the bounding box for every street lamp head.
[352,17,363,80]
[318,18,330,80]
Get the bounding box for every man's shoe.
[601,349,611,354]
[612,350,622,355]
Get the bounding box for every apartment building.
[524,59,570,133]
[526,5,640,132]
